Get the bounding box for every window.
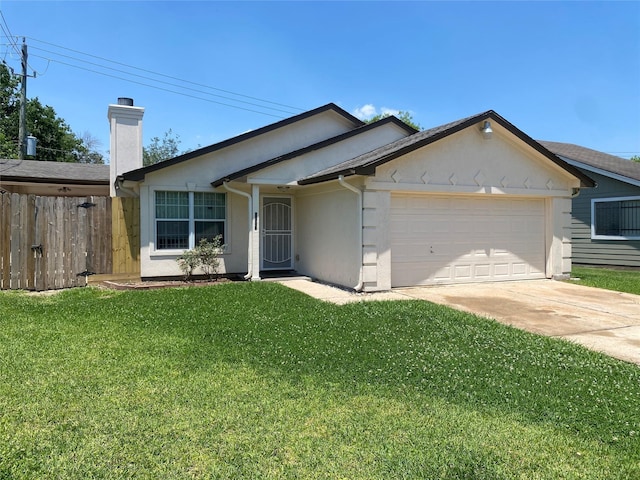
[592,196,640,240]
[155,191,226,250]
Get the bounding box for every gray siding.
[572,169,640,267]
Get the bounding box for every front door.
[261,196,293,270]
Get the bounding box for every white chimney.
[108,97,144,196]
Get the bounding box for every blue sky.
[1,1,639,160]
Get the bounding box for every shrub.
[197,235,223,280]
[176,235,224,281]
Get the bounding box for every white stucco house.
[109,99,594,291]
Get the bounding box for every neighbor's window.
[155,191,226,250]
[592,196,640,240]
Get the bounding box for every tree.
[25,98,85,162]
[77,131,105,164]
[0,62,103,162]
[0,62,21,157]
[365,110,421,130]
[143,129,183,166]
[631,155,640,163]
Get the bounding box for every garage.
[390,194,547,286]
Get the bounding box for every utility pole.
[18,38,27,160]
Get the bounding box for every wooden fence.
[1,193,113,291]
[110,196,140,276]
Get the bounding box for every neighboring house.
[540,141,640,268]
[0,159,109,196]
[110,101,593,291]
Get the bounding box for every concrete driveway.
[395,280,640,366]
[280,278,640,366]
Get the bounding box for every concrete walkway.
[279,278,640,366]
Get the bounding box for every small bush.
[176,235,224,281]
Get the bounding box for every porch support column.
[251,184,261,281]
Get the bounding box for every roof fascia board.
[0,176,108,186]
[299,112,494,185]
[490,115,596,188]
[299,111,596,187]
[562,158,640,188]
[123,103,364,182]
[363,112,493,173]
[210,116,416,187]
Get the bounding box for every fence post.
[0,192,11,289]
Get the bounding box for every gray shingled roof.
[210,116,417,187]
[538,141,640,183]
[299,111,594,187]
[0,159,109,185]
[123,103,364,182]
[298,112,488,184]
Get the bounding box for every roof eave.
[299,111,495,185]
[298,110,596,188]
[298,169,358,186]
[122,103,364,183]
[562,158,640,188]
[212,115,416,188]
[0,176,109,186]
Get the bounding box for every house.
[111,100,594,291]
[0,159,109,196]
[539,141,640,268]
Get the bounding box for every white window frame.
[591,195,640,240]
[153,189,228,254]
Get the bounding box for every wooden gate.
[0,193,113,291]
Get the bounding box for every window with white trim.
[155,191,226,250]
[592,196,640,240]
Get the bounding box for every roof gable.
[210,116,417,187]
[539,141,640,184]
[122,103,364,182]
[299,111,595,188]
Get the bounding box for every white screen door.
[262,197,293,270]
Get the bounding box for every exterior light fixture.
[481,120,493,140]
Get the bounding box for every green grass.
[571,266,640,295]
[1,283,639,479]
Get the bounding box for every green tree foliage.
[0,63,103,163]
[0,62,21,158]
[365,110,421,130]
[631,155,640,163]
[143,129,183,166]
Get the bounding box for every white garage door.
[391,195,546,287]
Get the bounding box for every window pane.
[595,201,620,236]
[156,191,188,219]
[621,200,640,236]
[194,192,226,220]
[157,220,189,249]
[196,221,225,244]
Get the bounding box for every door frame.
[260,195,294,271]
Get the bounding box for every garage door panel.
[475,264,491,278]
[391,195,546,286]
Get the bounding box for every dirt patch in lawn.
[99,277,236,291]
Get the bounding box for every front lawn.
[571,266,640,295]
[1,283,638,479]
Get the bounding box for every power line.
[29,45,298,115]
[0,11,20,56]
[28,52,288,119]
[26,36,305,114]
